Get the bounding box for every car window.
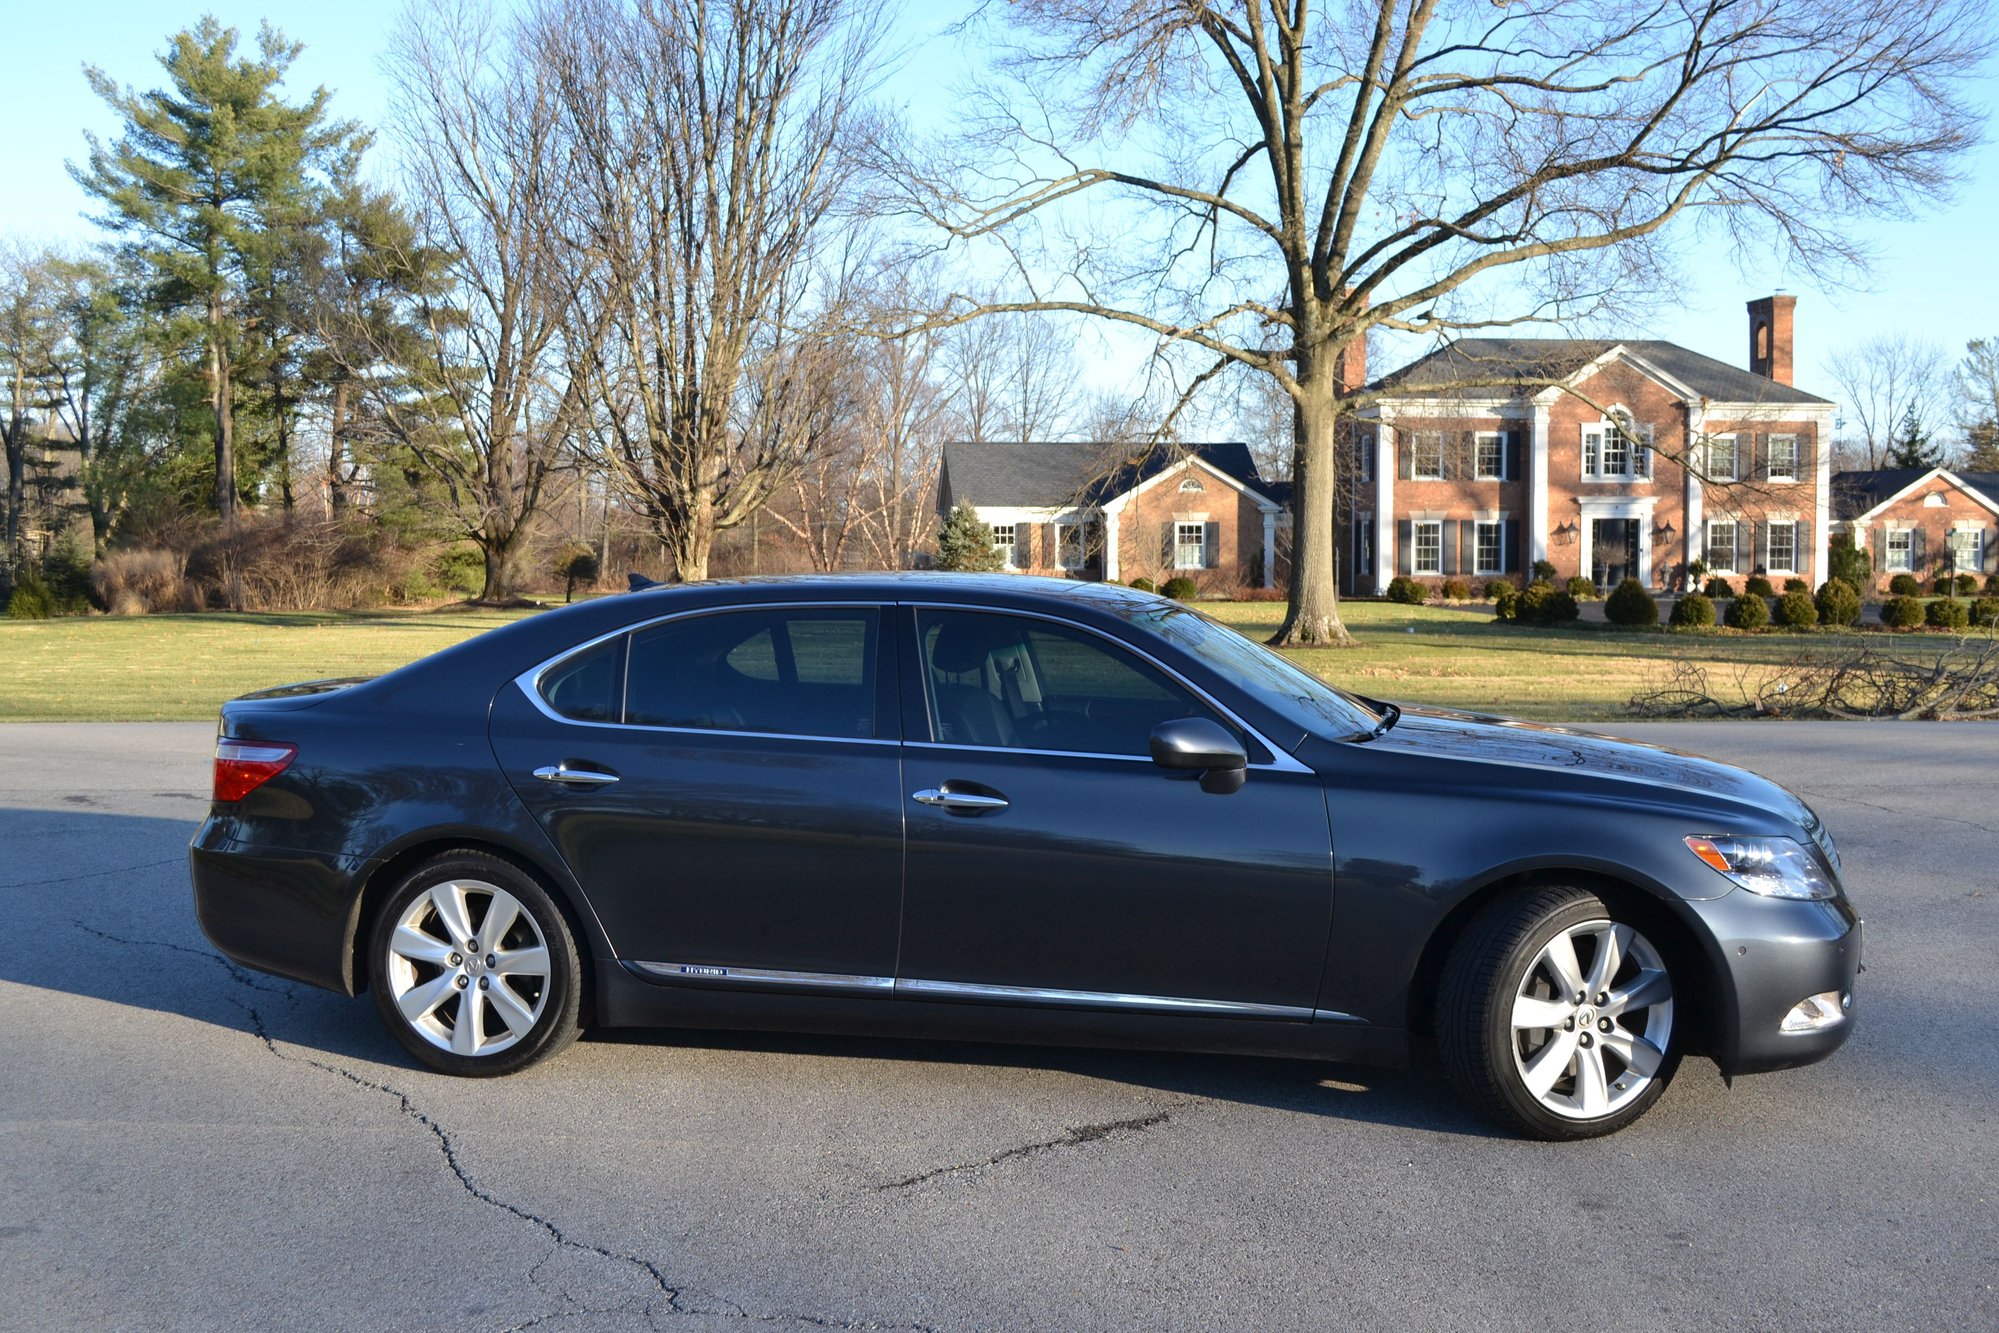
[540,639,621,722]
[916,609,1224,757]
[626,608,878,739]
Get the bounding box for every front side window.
[1413,431,1445,479]
[1706,520,1738,574]
[1886,529,1913,572]
[1766,521,1798,574]
[990,524,1017,568]
[625,608,878,739]
[1413,520,1442,575]
[1707,434,1739,482]
[1475,432,1504,480]
[1768,435,1799,482]
[1475,520,1503,574]
[917,609,1222,757]
[1175,521,1207,570]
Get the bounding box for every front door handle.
[913,786,1009,814]
[533,764,620,787]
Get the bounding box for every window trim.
[1765,519,1799,575]
[1767,434,1799,483]
[1054,520,1087,572]
[1885,527,1914,572]
[1584,417,1652,481]
[1705,519,1739,575]
[1411,430,1446,480]
[1474,431,1505,481]
[1174,520,1208,570]
[1948,525,1984,573]
[989,522,1019,569]
[1473,519,1504,575]
[1412,519,1443,575]
[1706,433,1739,482]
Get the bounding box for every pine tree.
[936,501,1003,572]
[1885,404,1944,470]
[1962,420,1999,473]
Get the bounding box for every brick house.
[1343,295,1837,595]
[1833,467,1999,591]
[935,440,1288,589]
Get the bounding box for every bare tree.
[541,0,883,582]
[380,0,596,601]
[882,0,1989,644]
[944,305,1085,444]
[1825,334,1952,470]
[0,242,61,556]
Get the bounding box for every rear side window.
[540,640,621,722]
[626,609,879,739]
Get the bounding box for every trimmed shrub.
[1161,576,1198,601]
[1670,592,1716,627]
[1604,578,1658,626]
[1531,559,1557,583]
[1815,578,1862,627]
[553,545,600,603]
[1516,582,1580,625]
[1880,594,1925,629]
[1724,592,1770,630]
[1743,574,1775,598]
[1888,573,1921,597]
[6,571,54,620]
[1566,575,1596,599]
[1971,596,1999,628]
[1483,579,1513,601]
[1926,597,1970,630]
[1987,575,1999,595]
[1783,577,1809,595]
[1777,589,1819,628]
[1386,575,1427,605]
[1931,574,1978,596]
[1440,577,1472,601]
[1129,576,1156,593]
[1491,582,1519,621]
[1703,576,1734,599]
[1956,573,1980,597]
[1828,533,1872,589]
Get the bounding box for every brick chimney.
[1747,293,1796,385]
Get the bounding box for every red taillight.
[214,740,297,802]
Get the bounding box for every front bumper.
[190,820,369,994]
[1687,888,1863,1075]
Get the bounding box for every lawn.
[3,595,1971,723]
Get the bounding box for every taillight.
[214,740,297,802]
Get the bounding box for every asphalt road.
[2,721,1993,1332]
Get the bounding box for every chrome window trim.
[909,601,1314,774]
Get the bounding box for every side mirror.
[1149,717,1248,795]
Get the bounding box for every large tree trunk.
[208,299,236,524]
[1273,355,1353,647]
[327,378,350,515]
[479,535,526,603]
[670,492,716,582]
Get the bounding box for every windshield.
[1113,602,1384,741]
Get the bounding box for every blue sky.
[7,1,1997,425]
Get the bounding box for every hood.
[1362,705,1816,829]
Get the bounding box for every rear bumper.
[1689,889,1863,1075]
[189,820,369,995]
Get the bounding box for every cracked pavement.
[2,719,1995,1331]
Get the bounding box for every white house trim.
[1528,402,1551,568]
[1845,467,1999,525]
[1576,495,1660,587]
[1375,425,1396,594]
[1098,453,1282,516]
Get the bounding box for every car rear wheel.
[368,851,583,1076]
[1438,887,1680,1139]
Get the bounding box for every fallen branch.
[1628,637,1999,720]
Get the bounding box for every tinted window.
[626,609,878,739]
[540,640,621,722]
[917,609,1222,757]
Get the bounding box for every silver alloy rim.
[1509,918,1674,1120]
[385,879,551,1057]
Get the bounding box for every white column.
[1104,508,1121,582]
[1260,510,1276,588]
[1374,424,1395,594]
[1528,403,1551,569]
[1814,409,1832,585]
[1684,403,1705,587]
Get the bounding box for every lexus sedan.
[191,575,1860,1138]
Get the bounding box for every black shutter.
[1796,519,1812,578]
[1985,526,1998,575]
[1460,519,1477,574]
[1502,518,1519,573]
[1203,521,1218,571]
[1397,519,1413,576]
[1442,522,1459,575]
[1399,435,1414,480]
[1736,521,1751,574]
[1503,430,1520,481]
[1751,433,1770,481]
[1911,526,1927,573]
[1752,520,1769,574]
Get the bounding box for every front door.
[1592,519,1640,587]
[893,607,1334,1016]
[489,604,905,985]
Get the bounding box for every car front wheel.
[1438,887,1680,1139]
[368,851,583,1076]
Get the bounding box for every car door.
[488,602,905,990]
[893,605,1334,1017]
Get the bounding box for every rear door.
[489,603,905,990]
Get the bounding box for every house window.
[1767,521,1798,574]
[1949,527,1984,575]
[1413,520,1443,575]
[1885,529,1913,572]
[1174,521,1207,570]
[1474,520,1503,574]
[1056,522,1086,571]
[1475,432,1504,480]
[1354,512,1374,576]
[1706,434,1739,482]
[1768,435,1799,482]
[1412,431,1445,480]
[1354,430,1375,481]
[1705,520,1738,574]
[990,523,1017,569]
[1585,420,1652,480]
[1178,475,1205,493]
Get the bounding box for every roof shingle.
[1371,338,1833,407]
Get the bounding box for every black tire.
[1437,886,1682,1140]
[367,850,583,1077]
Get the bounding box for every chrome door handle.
[533,764,620,787]
[913,787,1009,813]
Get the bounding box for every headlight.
[1684,835,1837,901]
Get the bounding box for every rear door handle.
[533,764,620,787]
[913,786,1009,814]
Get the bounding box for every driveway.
[1,721,1992,1331]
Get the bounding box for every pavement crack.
[5,856,183,890]
[1799,788,1999,836]
[71,921,295,995]
[875,1108,1178,1192]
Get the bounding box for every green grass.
[3,596,1979,723]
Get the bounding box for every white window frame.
[1174,521,1207,570]
[990,523,1018,569]
[1706,434,1739,482]
[1705,520,1738,574]
[1948,526,1983,576]
[1768,434,1799,482]
[1766,520,1798,575]
[1178,475,1205,493]
[1584,419,1651,481]
[1413,520,1443,575]
[1055,521,1087,571]
[1474,431,1505,481]
[1474,520,1504,575]
[1412,431,1446,480]
[1885,528,1914,573]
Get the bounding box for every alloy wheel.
[1509,918,1674,1120]
[383,879,552,1057]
